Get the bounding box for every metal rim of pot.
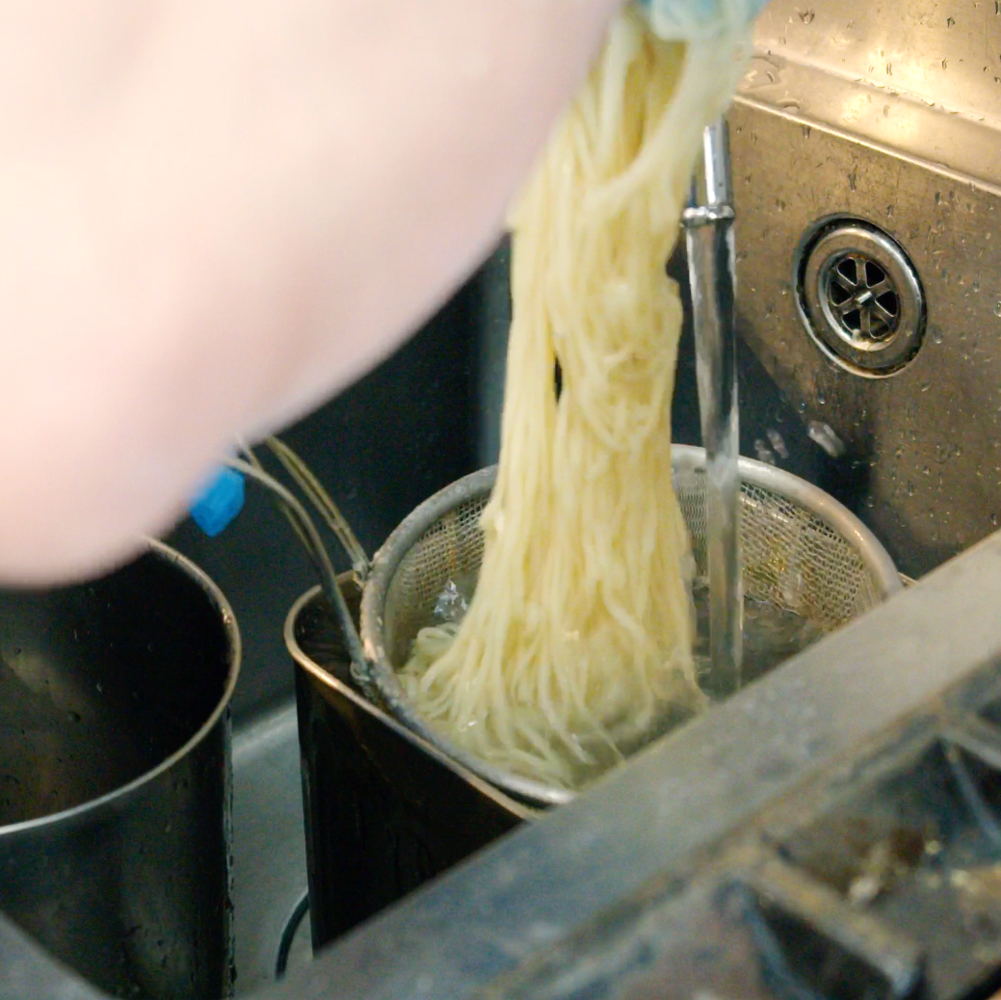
[0,538,241,837]
[353,444,903,809]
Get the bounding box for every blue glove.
[635,0,767,39]
[190,467,245,537]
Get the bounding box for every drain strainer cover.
[796,220,925,375]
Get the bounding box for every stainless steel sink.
[16,8,1001,996]
[742,0,1001,185]
[729,0,1001,575]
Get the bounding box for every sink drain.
[795,219,925,376]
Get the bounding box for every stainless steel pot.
[0,540,240,1000]
[287,578,528,951]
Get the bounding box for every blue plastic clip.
[190,467,245,537]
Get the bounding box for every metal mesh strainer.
[359,444,901,806]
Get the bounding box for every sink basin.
[742,0,1001,185]
[722,0,1001,577]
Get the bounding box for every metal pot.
[0,541,240,1000]
[287,448,902,944]
[286,578,528,951]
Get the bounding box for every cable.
[274,889,311,980]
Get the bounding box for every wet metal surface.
[231,703,309,995]
[730,102,1001,576]
[0,545,237,1000]
[722,0,1001,576]
[739,0,1001,188]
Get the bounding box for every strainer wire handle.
[226,458,379,702]
[237,436,370,579]
[236,438,314,555]
[263,436,370,578]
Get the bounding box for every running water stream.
[682,120,744,697]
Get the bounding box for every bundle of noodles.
[400,8,748,789]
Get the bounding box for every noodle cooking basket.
[357,444,901,807]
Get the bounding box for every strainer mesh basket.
[384,496,489,666]
[379,458,890,670]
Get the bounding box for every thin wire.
[274,889,311,979]
[226,458,376,700]
[265,436,369,576]
[235,437,312,553]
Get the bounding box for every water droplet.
[943,58,949,69]
[994,300,1001,316]
[930,325,944,344]
[947,15,956,26]
[807,421,845,458]
[974,278,981,292]
[767,428,789,459]
[754,440,775,465]
[886,63,893,75]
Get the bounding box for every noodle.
[400,8,748,789]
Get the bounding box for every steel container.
[287,579,528,951]
[0,541,240,1000]
[288,449,902,944]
